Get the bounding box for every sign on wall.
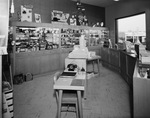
[21,5,33,22]
[51,10,69,24]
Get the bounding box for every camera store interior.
[1,0,150,118]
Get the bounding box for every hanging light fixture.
[10,0,14,13]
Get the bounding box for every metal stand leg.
[92,61,95,73]
[77,91,83,118]
[97,59,100,75]
[58,90,63,118]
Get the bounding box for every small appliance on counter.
[68,35,97,59]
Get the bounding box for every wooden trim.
[10,21,108,30]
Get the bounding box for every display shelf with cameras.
[13,26,60,53]
[11,22,109,52]
[89,29,109,46]
[10,21,109,76]
[60,28,90,48]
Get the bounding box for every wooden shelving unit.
[101,47,137,87]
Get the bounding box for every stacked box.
[3,89,13,118]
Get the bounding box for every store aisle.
[13,64,131,118]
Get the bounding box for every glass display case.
[60,28,78,48]
[11,22,109,53]
[14,26,60,53]
[60,28,90,48]
[89,29,109,46]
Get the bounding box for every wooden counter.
[11,46,101,76]
[133,62,150,118]
[101,47,150,117]
[120,51,137,87]
[101,47,137,87]
[101,47,120,72]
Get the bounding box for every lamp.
[10,0,14,14]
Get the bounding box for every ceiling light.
[114,0,119,1]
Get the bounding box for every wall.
[0,0,9,47]
[105,0,150,50]
[10,0,105,26]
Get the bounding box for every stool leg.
[76,102,79,118]
[84,73,88,99]
[77,91,83,118]
[97,59,100,75]
[55,91,58,118]
[92,61,95,73]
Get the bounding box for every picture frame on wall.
[21,5,33,22]
[35,13,41,23]
[51,10,69,24]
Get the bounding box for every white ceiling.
[72,0,128,7]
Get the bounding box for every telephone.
[67,64,77,71]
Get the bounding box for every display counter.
[10,45,102,76]
[10,22,108,76]
[101,47,120,72]
[101,47,137,87]
[101,47,150,117]
[120,51,137,87]
[133,61,150,118]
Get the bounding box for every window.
[116,13,146,45]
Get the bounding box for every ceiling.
[72,0,128,7]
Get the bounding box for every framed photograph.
[51,10,69,24]
[35,13,41,23]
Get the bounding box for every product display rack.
[10,22,109,53]
[10,21,109,76]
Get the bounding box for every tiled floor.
[13,64,131,118]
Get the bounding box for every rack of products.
[14,27,59,53]
[89,29,109,46]
[10,22,109,53]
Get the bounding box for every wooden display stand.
[65,55,101,99]
[65,57,88,99]
[101,47,137,87]
[133,62,150,118]
[65,56,101,77]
